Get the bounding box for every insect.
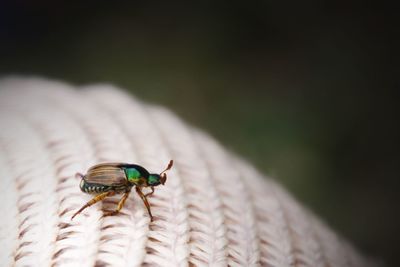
[71,160,173,222]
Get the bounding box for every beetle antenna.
[160,160,173,175]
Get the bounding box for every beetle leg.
[71,191,115,220]
[102,191,130,217]
[144,186,154,197]
[136,187,154,222]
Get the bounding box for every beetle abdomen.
[79,179,131,194]
[80,179,113,194]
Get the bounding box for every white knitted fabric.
[0,77,375,267]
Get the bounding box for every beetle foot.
[101,210,119,218]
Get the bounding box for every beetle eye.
[160,173,167,185]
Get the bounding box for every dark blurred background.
[0,1,398,265]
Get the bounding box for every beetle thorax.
[124,167,148,186]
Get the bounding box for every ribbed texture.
[0,77,376,267]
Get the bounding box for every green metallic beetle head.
[147,174,163,186]
[147,160,173,186]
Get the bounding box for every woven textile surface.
[0,77,375,267]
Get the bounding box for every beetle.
[71,160,173,222]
